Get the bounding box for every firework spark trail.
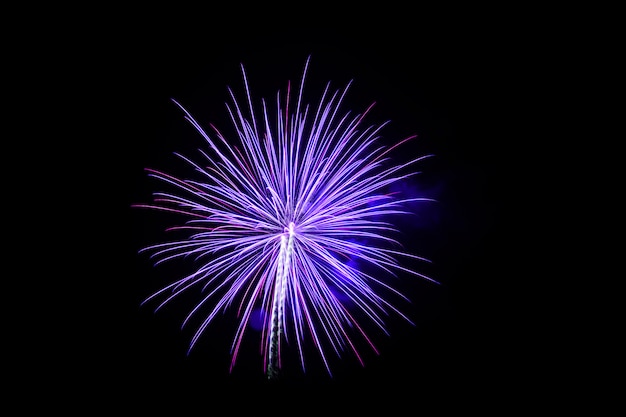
[133,56,439,379]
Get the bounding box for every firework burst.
[133,56,438,379]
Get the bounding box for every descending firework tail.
[133,56,439,379]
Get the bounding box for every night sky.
[56,8,531,411]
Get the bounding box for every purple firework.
[133,56,438,379]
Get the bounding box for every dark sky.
[59,8,530,411]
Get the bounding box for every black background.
[32,5,546,412]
